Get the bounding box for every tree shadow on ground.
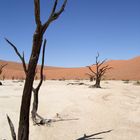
[76,130,112,140]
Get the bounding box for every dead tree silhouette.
[6,38,46,124]
[5,0,67,140]
[0,64,7,75]
[76,130,112,140]
[0,64,7,85]
[87,53,112,88]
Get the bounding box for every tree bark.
[94,78,101,88]
[31,39,46,122]
[31,89,39,122]
[18,32,42,140]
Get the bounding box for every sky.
[0,0,140,67]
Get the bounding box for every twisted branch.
[5,38,27,74]
[41,0,67,34]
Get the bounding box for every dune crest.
[0,56,140,80]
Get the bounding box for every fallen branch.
[6,115,16,140]
[76,130,113,140]
[67,82,89,86]
[33,113,79,126]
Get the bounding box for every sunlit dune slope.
[0,56,140,80]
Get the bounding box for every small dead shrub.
[123,80,129,84]
[134,81,140,86]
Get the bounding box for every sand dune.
[0,56,140,80]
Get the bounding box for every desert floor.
[0,80,140,140]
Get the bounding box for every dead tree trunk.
[6,0,67,139]
[18,32,43,140]
[6,25,44,140]
[94,77,101,88]
[31,39,46,122]
[87,53,112,88]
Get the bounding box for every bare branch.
[0,63,7,75]
[22,51,27,74]
[76,130,112,140]
[97,52,99,58]
[91,63,96,66]
[50,0,58,16]
[98,58,107,68]
[52,0,67,19]
[36,39,46,90]
[85,73,94,77]
[36,113,45,120]
[42,0,67,34]
[101,65,112,72]
[87,66,96,75]
[5,38,28,74]
[5,38,22,59]
[34,0,42,27]
[31,39,46,122]
[96,52,100,65]
[100,65,109,71]
[0,63,7,71]
[7,115,16,140]
[99,65,112,77]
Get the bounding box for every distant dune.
[0,56,140,80]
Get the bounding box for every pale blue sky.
[0,0,140,67]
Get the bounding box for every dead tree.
[5,0,67,140]
[0,63,7,75]
[0,64,7,85]
[87,53,112,88]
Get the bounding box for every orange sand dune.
[0,56,140,80]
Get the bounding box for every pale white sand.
[0,80,140,140]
